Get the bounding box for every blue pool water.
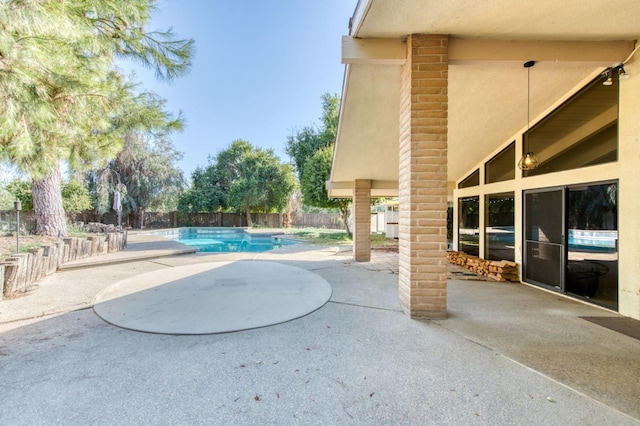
[568,238,616,253]
[173,228,296,253]
[486,228,617,253]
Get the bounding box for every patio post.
[397,34,449,319]
[353,179,372,262]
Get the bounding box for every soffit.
[447,61,598,182]
[330,0,639,196]
[333,61,600,186]
[354,0,640,41]
[331,64,400,184]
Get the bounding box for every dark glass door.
[523,182,619,310]
[566,183,618,309]
[524,189,565,290]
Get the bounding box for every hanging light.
[602,68,613,86]
[618,65,630,80]
[518,60,540,171]
[518,152,540,170]
[601,64,631,85]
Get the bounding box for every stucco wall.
[617,54,640,319]
[452,63,640,320]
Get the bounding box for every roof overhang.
[329,0,639,198]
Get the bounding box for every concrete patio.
[0,234,638,424]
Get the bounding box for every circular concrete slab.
[92,261,332,335]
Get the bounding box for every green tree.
[0,0,193,236]
[286,93,352,235]
[286,93,340,181]
[178,164,227,214]
[0,164,15,210]
[0,188,12,211]
[88,131,185,228]
[300,145,351,235]
[61,179,92,213]
[5,179,33,211]
[4,178,91,213]
[216,140,296,227]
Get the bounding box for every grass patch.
[371,233,387,247]
[2,241,43,257]
[286,228,352,245]
[286,228,397,248]
[67,223,89,238]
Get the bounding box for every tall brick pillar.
[353,179,372,262]
[398,34,448,318]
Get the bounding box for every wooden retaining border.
[447,251,520,282]
[0,231,127,300]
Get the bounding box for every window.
[485,193,514,261]
[524,75,618,177]
[458,196,479,256]
[458,169,479,189]
[485,142,515,184]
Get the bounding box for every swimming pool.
[172,228,296,253]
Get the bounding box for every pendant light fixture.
[518,60,540,171]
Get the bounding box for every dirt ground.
[0,234,59,259]
[371,239,399,252]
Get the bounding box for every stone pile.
[86,222,119,233]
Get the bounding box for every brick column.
[353,179,372,262]
[398,34,448,318]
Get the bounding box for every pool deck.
[58,232,198,271]
[1,232,639,424]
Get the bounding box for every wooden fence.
[289,213,344,229]
[0,210,344,231]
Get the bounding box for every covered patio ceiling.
[329,0,640,198]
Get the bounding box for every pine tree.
[0,0,193,235]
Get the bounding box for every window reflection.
[486,194,514,261]
[458,197,479,256]
[566,182,618,309]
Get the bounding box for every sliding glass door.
[523,182,618,310]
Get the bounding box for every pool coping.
[134,227,291,239]
[141,227,299,251]
[58,233,197,271]
[58,228,300,271]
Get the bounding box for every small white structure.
[369,201,399,238]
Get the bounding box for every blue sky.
[125,0,356,179]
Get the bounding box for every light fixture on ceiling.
[602,43,639,85]
[602,64,631,85]
[618,65,630,80]
[602,69,613,86]
[518,60,540,171]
